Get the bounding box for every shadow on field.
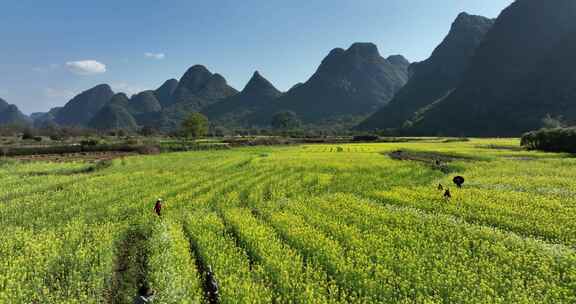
[107,227,149,304]
[386,150,480,173]
[26,160,113,176]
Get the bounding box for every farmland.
[1,138,575,303]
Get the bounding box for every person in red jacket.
[154,199,162,217]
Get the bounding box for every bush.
[22,131,35,140]
[80,139,100,146]
[50,134,64,141]
[521,127,576,153]
[136,145,161,155]
[125,138,140,145]
[352,135,379,142]
[139,126,158,136]
[443,137,470,143]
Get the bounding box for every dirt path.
[13,151,136,163]
[107,228,149,304]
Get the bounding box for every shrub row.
[0,144,161,157]
[521,127,576,153]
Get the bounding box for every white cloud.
[111,82,146,96]
[65,60,107,75]
[44,88,76,100]
[144,52,166,60]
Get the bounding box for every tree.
[139,126,158,137]
[521,127,576,153]
[181,112,209,138]
[271,111,301,130]
[541,114,565,129]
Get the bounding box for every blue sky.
[0,0,513,114]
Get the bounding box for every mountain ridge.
[410,0,576,136]
[246,42,410,126]
[202,71,282,127]
[357,12,494,130]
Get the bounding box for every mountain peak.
[387,55,410,67]
[455,12,472,20]
[155,78,179,106]
[201,70,282,123]
[453,12,494,26]
[426,12,493,62]
[251,42,409,125]
[0,102,30,126]
[242,71,281,97]
[55,83,114,126]
[409,0,576,136]
[187,64,210,74]
[130,91,162,113]
[171,65,238,108]
[179,65,214,93]
[327,48,346,58]
[246,71,267,86]
[93,83,113,91]
[347,42,381,58]
[357,12,494,131]
[109,93,130,107]
[211,73,227,84]
[159,78,178,88]
[0,98,8,111]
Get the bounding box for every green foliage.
[521,127,576,153]
[139,126,158,136]
[181,112,209,139]
[271,111,301,130]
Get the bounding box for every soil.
[11,151,136,163]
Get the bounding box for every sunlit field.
[1,138,575,303]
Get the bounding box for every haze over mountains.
[3,0,576,136]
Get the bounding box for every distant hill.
[386,55,411,80]
[18,0,576,135]
[108,92,131,109]
[55,84,114,126]
[130,91,162,114]
[0,98,9,112]
[248,43,410,126]
[88,95,138,131]
[154,79,179,106]
[202,71,282,127]
[31,107,62,128]
[76,66,238,131]
[409,0,576,136]
[357,13,494,131]
[0,99,29,126]
[170,65,237,109]
[147,65,238,131]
